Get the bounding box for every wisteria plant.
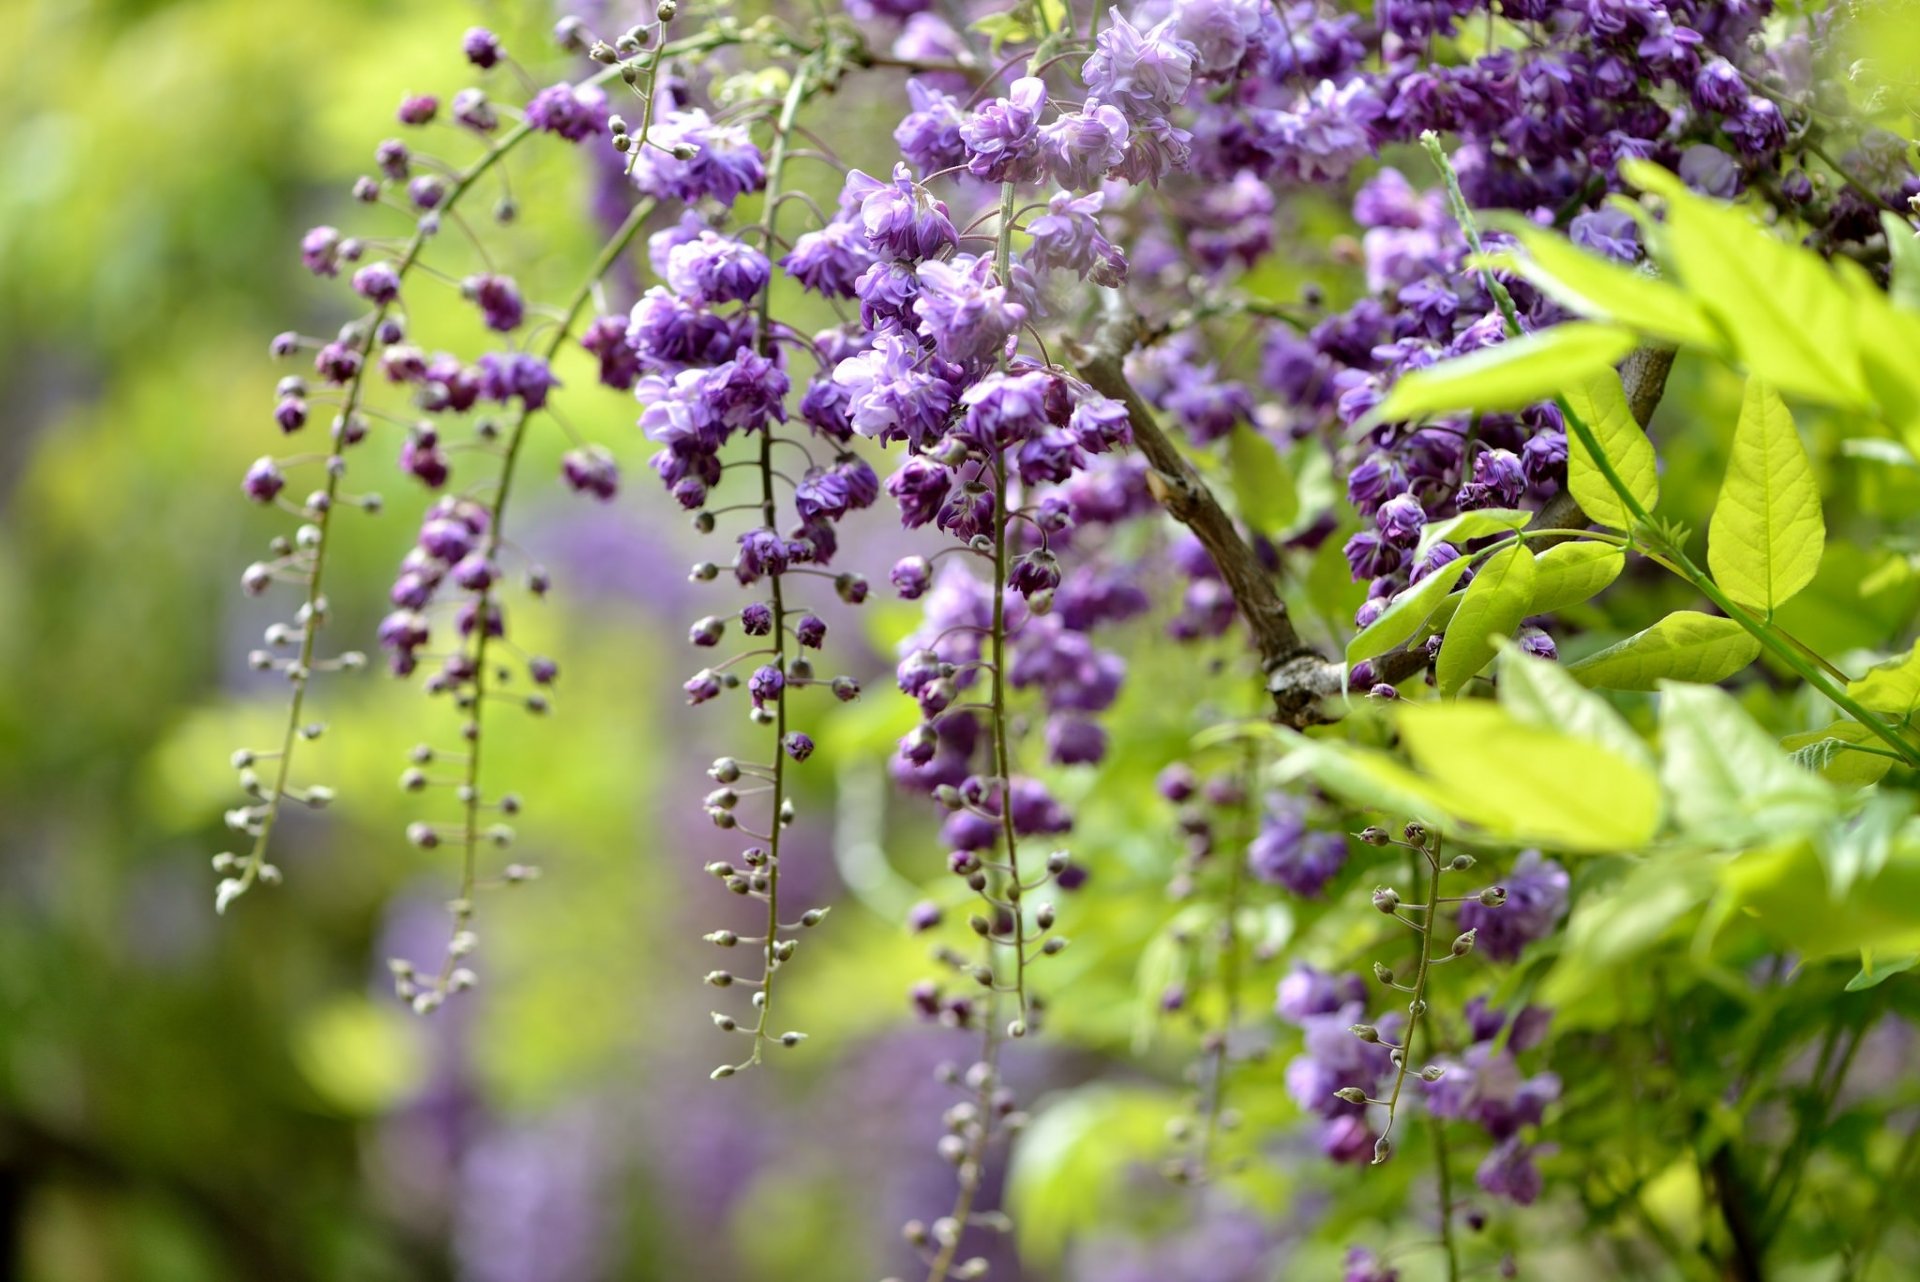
[225,0,1920,1277]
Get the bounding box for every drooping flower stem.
[1371,831,1445,1162]
[416,197,660,1007]
[742,55,818,1068]
[227,34,747,912]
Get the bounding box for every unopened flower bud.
[1359,825,1392,846]
[1451,929,1477,956]
[1372,886,1400,913]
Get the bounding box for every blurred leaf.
[1707,379,1824,616]
[1845,952,1918,991]
[1225,426,1299,534]
[1622,160,1872,408]
[1008,1086,1181,1267]
[1814,791,1912,898]
[1436,542,1534,696]
[1567,611,1759,691]
[1496,645,1652,770]
[1657,682,1836,840]
[1479,222,1722,349]
[1565,368,1659,531]
[1371,322,1636,423]
[290,998,423,1116]
[1397,702,1662,851]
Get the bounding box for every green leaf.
[1656,682,1836,839]
[1370,322,1637,424]
[1884,211,1920,312]
[1706,379,1824,616]
[1544,854,1723,1008]
[1224,426,1299,533]
[1564,369,1659,531]
[1845,952,1919,991]
[1528,540,1625,614]
[1436,543,1535,696]
[1567,611,1760,691]
[1480,220,1722,350]
[1781,722,1898,789]
[1415,508,1531,562]
[1345,553,1473,668]
[1007,1087,1181,1266]
[1397,702,1663,851]
[1621,160,1872,408]
[1814,791,1911,898]
[1496,644,1653,770]
[1847,641,1920,722]
[1269,733,1472,831]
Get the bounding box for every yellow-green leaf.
[1370,322,1637,424]
[1657,682,1836,838]
[1497,644,1653,770]
[1398,702,1663,851]
[1480,219,1722,351]
[1622,160,1872,409]
[1564,369,1658,531]
[1345,554,1472,668]
[1567,611,1760,691]
[1707,379,1824,615]
[1848,641,1920,722]
[1781,722,1899,789]
[1529,540,1625,613]
[1225,426,1299,533]
[1415,507,1531,562]
[1436,543,1535,696]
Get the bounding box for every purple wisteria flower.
[1458,850,1569,962]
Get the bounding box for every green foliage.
[1345,553,1472,667]
[1368,320,1636,423]
[1565,611,1761,691]
[1224,425,1299,534]
[1707,379,1825,617]
[1564,368,1659,530]
[1527,539,1625,613]
[1435,541,1534,695]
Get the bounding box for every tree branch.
[1069,290,1674,726]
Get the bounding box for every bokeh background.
[0,3,1238,1278]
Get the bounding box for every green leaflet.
[1369,322,1637,424]
[1566,610,1760,691]
[1781,722,1898,789]
[1496,645,1653,770]
[1345,553,1472,668]
[1847,641,1920,722]
[1006,1087,1180,1267]
[1414,507,1531,562]
[1884,211,1920,313]
[1845,952,1919,992]
[1656,682,1836,840]
[1224,425,1299,534]
[1707,379,1824,616]
[1528,540,1625,613]
[1436,543,1535,696]
[1479,218,1721,350]
[1621,161,1872,409]
[1564,369,1658,531]
[1397,702,1662,851]
[1813,791,1911,899]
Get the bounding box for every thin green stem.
[742,55,816,1067]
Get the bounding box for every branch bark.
[1069,288,1676,727]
